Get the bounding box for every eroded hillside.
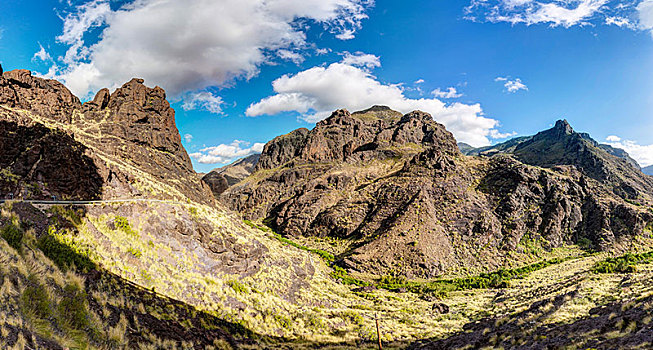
[222,107,653,278]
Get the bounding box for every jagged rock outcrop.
[223,108,653,278]
[0,69,213,204]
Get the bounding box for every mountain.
[644,165,653,176]
[223,109,653,278]
[202,153,260,196]
[3,67,653,349]
[458,136,531,156]
[0,69,213,204]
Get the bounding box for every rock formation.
[0,69,213,204]
[223,107,653,278]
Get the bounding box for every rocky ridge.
[223,108,653,278]
[0,69,213,204]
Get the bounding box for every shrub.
[128,247,142,258]
[227,279,248,294]
[593,251,653,274]
[37,227,96,272]
[114,216,137,237]
[1,222,23,251]
[21,275,52,319]
[58,282,90,330]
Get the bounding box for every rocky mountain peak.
[553,119,573,134]
[0,69,81,123]
[0,69,213,204]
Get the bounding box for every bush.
[58,282,90,330]
[37,227,96,272]
[226,279,248,294]
[21,275,52,319]
[1,222,23,251]
[114,216,137,237]
[593,252,653,274]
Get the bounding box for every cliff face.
[0,69,213,204]
[223,108,653,278]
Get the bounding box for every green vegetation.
[48,205,84,226]
[0,168,20,184]
[376,257,576,297]
[21,274,52,319]
[1,221,23,251]
[37,226,96,272]
[245,219,335,262]
[593,251,653,273]
[247,219,577,299]
[57,282,91,330]
[114,215,138,237]
[128,247,142,258]
[227,279,248,294]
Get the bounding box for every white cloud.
[277,49,305,64]
[638,0,653,35]
[56,0,112,65]
[246,62,508,147]
[605,138,653,167]
[340,51,381,69]
[490,129,518,139]
[496,77,528,93]
[466,0,612,28]
[48,0,374,98]
[33,44,52,62]
[335,29,356,40]
[605,16,633,27]
[414,79,425,84]
[190,140,265,164]
[182,92,225,115]
[184,134,194,143]
[432,87,463,99]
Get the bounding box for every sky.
[1,0,653,172]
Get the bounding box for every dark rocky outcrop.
[0,120,102,200]
[0,69,213,204]
[223,109,653,278]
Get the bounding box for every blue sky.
[1,0,653,172]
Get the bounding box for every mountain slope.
[223,109,653,278]
[202,153,260,197]
[0,70,213,204]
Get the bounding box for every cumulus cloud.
[190,140,265,164]
[47,0,374,98]
[432,87,463,99]
[605,137,653,167]
[246,62,509,146]
[182,92,225,115]
[464,0,644,29]
[496,77,528,93]
[33,44,52,62]
[638,0,653,35]
[183,134,193,143]
[340,51,381,69]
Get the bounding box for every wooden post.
[376,313,383,350]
